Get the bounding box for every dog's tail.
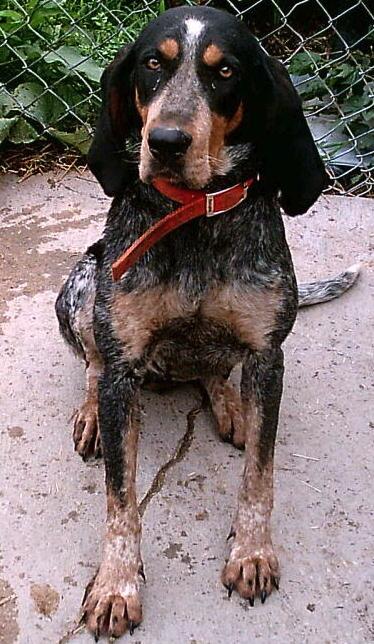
[298,264,360,308]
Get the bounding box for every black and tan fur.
[55,6,359,639]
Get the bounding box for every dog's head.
[88,6,327,215]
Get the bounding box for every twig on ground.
[292,453,320,461]
[0,594,15,607]
[300,480,322,493]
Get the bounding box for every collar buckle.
[205,183,248,217]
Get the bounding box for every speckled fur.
[55,5,359,638]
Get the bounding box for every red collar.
[111,176,255,281]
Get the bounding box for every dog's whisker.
[205,154,232,177]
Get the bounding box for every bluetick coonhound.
[55,6,359,639]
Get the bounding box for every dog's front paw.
[72,401,101,460]
[81,564,142,639]
[222,537,280,605]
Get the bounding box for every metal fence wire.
[0,0,373,195]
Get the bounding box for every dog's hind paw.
[204,377,245,449]
[72,402,101,460]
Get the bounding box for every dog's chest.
[110,281,282,368]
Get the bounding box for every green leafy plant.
[0,0,157,151]
[289,50,373,158]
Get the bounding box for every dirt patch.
[30,583,60,616]
[0,579,18,643]
[61,510,79,525]
[7,426,24,439]
[195,510,209,521]
[0,171,107,331]
[0,217,81,328]
[163,543,182,559]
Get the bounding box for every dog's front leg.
[82,366,143,639]
[222,348,283,604]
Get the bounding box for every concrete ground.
[0,170,373,644]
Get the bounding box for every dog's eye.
[146,57,161,71]
[218,65,233,79]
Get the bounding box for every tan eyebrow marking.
[158,38,179,60]
[203,43,224,67]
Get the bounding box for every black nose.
[148,127,192,160]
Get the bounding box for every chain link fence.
[0,0,373,195]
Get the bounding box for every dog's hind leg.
[55,240,103,459]
[71,325,102,460]
[202,376,245,450]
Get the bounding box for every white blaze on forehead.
[185,18,205,44]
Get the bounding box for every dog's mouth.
[139,141,233,190]
[143,160,196,188]
[155,169,186,185]
[144,151,187,184]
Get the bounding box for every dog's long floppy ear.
[250,55,328,216]
[87,44,140,197]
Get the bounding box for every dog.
[55,6,359,638]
